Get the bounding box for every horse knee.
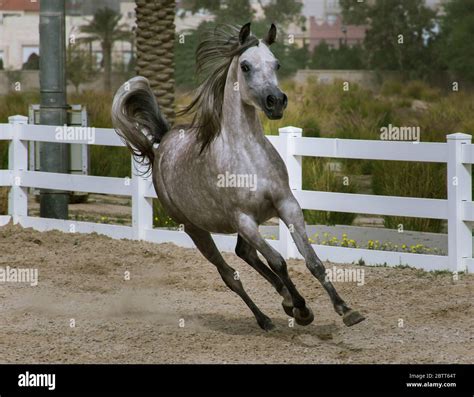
[269,255,287,275]
[218,267,242,293]
[307,259,326,280]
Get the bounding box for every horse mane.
[177,25,259,153]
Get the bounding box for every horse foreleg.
[277,197,366,327]
[185,224,275,331]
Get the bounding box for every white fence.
[1,115,473,273]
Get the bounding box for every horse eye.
[276,63,281,70]
[241,64,250,73]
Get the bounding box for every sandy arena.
[0,223,472,364]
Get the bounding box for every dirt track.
[0,223,472,364]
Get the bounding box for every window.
[122,51,132,66]
[22,46,39,63]
[327,14,337,25]
[92,51,103,67]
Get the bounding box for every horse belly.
[156,164,238,233]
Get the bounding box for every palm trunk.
[135,0,175,124]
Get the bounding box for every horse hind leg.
[185,224,275,331]
[237,215,314,327]
[235,235,294,317]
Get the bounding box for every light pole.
[39,0,70,219]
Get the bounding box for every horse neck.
[220,58,264,144]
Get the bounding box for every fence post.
[131,158,153,240]
[278,126,302,259]
[8,115,28,224]
[447,133,472,272]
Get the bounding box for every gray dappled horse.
[112,23,365,331]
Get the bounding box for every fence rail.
[1,115,472,273]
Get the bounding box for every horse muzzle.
[263,91,288,120]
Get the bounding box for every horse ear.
[239,22,251,45]
[264,23,277,46]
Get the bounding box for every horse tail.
[112,76,170,174]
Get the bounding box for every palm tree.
[135,0,176,123]
[79,7,132,92]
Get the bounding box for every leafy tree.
[22,53,39,70]
[310,41,333,69]
[437,0,474,82]
[340,0,436,76]
[184,0,303,31]
[310,41,365,70]
[79,7,132,91]
[258,0,305,29]
[66,46,97,93]
[181,0,254,25]
[215,0,255,25]
[175,31,199,88]
[176,0,308,87]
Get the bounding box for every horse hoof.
[293,307,314,326]
[282,303,294,317]
[343,310,365,327]
[258,316,276,332]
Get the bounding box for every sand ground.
[0,223,472,363]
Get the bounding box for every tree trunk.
[102,41,112,92]
[135,0,175,124]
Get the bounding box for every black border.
[0,364,472,395]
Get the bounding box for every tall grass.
[372,90,474,232]
[303,157,358,225]
[262,79,474,232]
[0,91,40,168]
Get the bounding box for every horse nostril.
[282,94,288,108]
[266,95,276,109]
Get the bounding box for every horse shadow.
[193,312,342,345]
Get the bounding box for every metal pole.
[39,0,69,219]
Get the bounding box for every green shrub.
[381,79,403,96]
[402,80,441,101]
[2,79,474,233]
[0,91,40,168]
[153,199,178,228]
